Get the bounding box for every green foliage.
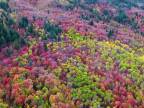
[27,24,35,35]
[65,28,85,41]
[130,18,139,30]
[102,9,112,22]
[108,0,137,9]
[19,17,29,28]
[0,103,8,108]
[0,99,8,108]
[0,6,27,48]
[107,29,114,38]
[66,63,96,105]
[98,41,144,88]
[13,38,26,50]
[0,24,21,47]
[91,8,102,21]
[68,0,81,7]
[64,59,113,107]
[0,13,20,47]
[0,0,9,11]
[80,14,91,21]
[9,29,20,42]
[4,47,13,57]
[84,0,97,4]
[44,21,62,40]
[114,10,129,24]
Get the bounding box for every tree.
[84,0,97,4]
[114,10,129,24]
[0,0,9,11]
[44,21,62,41]
[19,17,29,28]
[107,29,115,39]
[69,0,81,6]
[102,9,112,22]
[130,18,139,30]
[0,5,24,48]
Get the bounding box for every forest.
[0,0,144,108]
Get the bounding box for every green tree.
[115,10,128,24]
[0,0,9,11]
[84,0,97,4]
[44,21,62,41]
[107,29,114,39]
[68,0,81,7]
[0,5,25,48]
[19,17,29,28]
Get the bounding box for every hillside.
[0,0,144,108]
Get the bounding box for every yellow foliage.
[138,55,144,62]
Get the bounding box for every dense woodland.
[0,0,144,108]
